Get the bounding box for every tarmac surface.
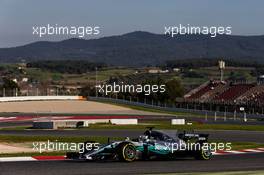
[1,153,264,175]
[1,129,264,143]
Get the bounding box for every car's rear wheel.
[66,152,80,159]
[194,144,212,160]
[117,142,136,162]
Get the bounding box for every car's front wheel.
[117,142,137,162]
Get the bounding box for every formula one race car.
[66,127,212,162]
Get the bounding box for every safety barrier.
[0,96,85,102]
[171,119,185,125]
[89,96,264,121]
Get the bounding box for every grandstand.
[236,85,264,104]
[184,80,222,100]
[249,91,264,106]
[213,84,254,102]
[184,80,264,106]
[200,83,228,102]
[182,60,264,113]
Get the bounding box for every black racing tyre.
[66,152,80,159]
[194,144,212,160]
[117,142,136,162]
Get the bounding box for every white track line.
[0,157,36,162]
[213,148,264,155]
[243,149,264,153]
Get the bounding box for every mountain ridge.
[0,31,264,66]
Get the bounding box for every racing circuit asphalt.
[1,153,264,175]
[1,120,264,174]
[1,129,264,143]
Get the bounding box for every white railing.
[0,96,85,102]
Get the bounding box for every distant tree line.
[27,60,107,74]
[80,76,184,104]
[164,58,264,69]
[0,77,19,96]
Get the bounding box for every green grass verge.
[94,100,239,120]
[0,135,123,143]
[96,100,194,116]
[2,120,264,131]
[0,126,30,130]
[230,142,264,150]
[82,121,264,131]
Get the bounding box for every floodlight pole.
[244,111,247,122]
[219,60,225,81]
[224,106,227,121]
[214,112,217,121]
[95,67,98,97]
[220,69,224,82]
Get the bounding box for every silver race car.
[66,127,212,162]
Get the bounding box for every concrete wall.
[33,120,89,129]
[110,119,138,125]
[0,96,85,102]
[33,118,138,129]
[86,119,110,124]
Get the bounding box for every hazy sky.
[0,0,264,48]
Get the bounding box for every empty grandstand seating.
[184,81,209,98]
[213,84,254,102]
[236,85,264,104]
[184,79,264,106]
[200,83,228,102]
[186,81,221,100]
[183,78,264,112]
[249,91,264,105]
